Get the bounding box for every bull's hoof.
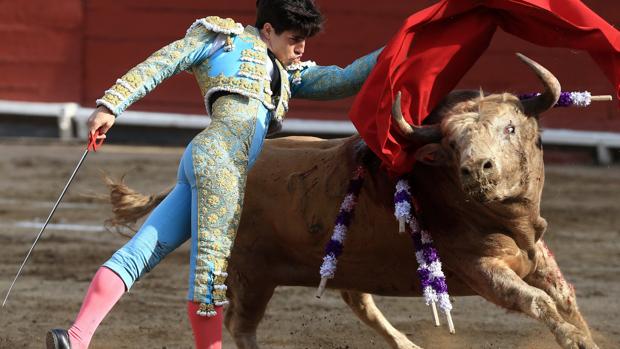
[559,330,598,349]
[46,329,72,349]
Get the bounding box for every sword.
[2,132,104,307]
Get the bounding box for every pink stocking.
[187,301,223,349]
[67,267,126,349]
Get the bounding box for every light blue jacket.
[96,16,382,134]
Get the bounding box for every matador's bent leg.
[65,160,194,349]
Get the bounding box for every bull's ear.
[414,143,447,166]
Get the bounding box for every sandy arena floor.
[0,138,618,348]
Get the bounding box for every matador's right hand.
[87,106,115,140]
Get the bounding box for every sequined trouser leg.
[189,94,263,315]
[103,94,270,316]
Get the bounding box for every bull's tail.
[103,175,172,232]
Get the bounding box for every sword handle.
[87,130,105,152]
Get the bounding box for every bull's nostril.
[461,167,471,177]
[483,160,493,170]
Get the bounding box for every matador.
[46,1,382,348]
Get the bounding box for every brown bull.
[107,54,597,349]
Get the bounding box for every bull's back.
[230,135,474,296]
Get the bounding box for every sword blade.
[2,149,90,307]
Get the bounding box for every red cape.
[349,0,620,176]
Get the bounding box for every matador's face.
[260,23,306,66]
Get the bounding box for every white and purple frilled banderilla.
[316,166,365,298]
[394,178,455,334]
[519,91,612,107]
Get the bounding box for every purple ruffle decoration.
[394,191,410,203]
[335,211,352,226]
[557,92,573,107]
[325,239,344,256]
[519,92,538,100]
[418,268,431,284]
[422,246,439,263]
[430,277,448,293]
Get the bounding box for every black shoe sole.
[45,331,60,349]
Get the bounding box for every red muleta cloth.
[349,0,620,176]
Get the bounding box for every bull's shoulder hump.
[265,136,333,149]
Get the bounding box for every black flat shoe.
[46,329,71,349]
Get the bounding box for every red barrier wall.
[0,1,618,131]
[0,0,83,102]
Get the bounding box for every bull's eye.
[504,121,516,135]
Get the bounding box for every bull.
[107,53,598,349]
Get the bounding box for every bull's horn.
[391,91,442,143]
[516,53,561,117]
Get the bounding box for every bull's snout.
[460,158,497,180]
[460,157,499,201]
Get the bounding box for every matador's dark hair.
[255,0,324,38]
